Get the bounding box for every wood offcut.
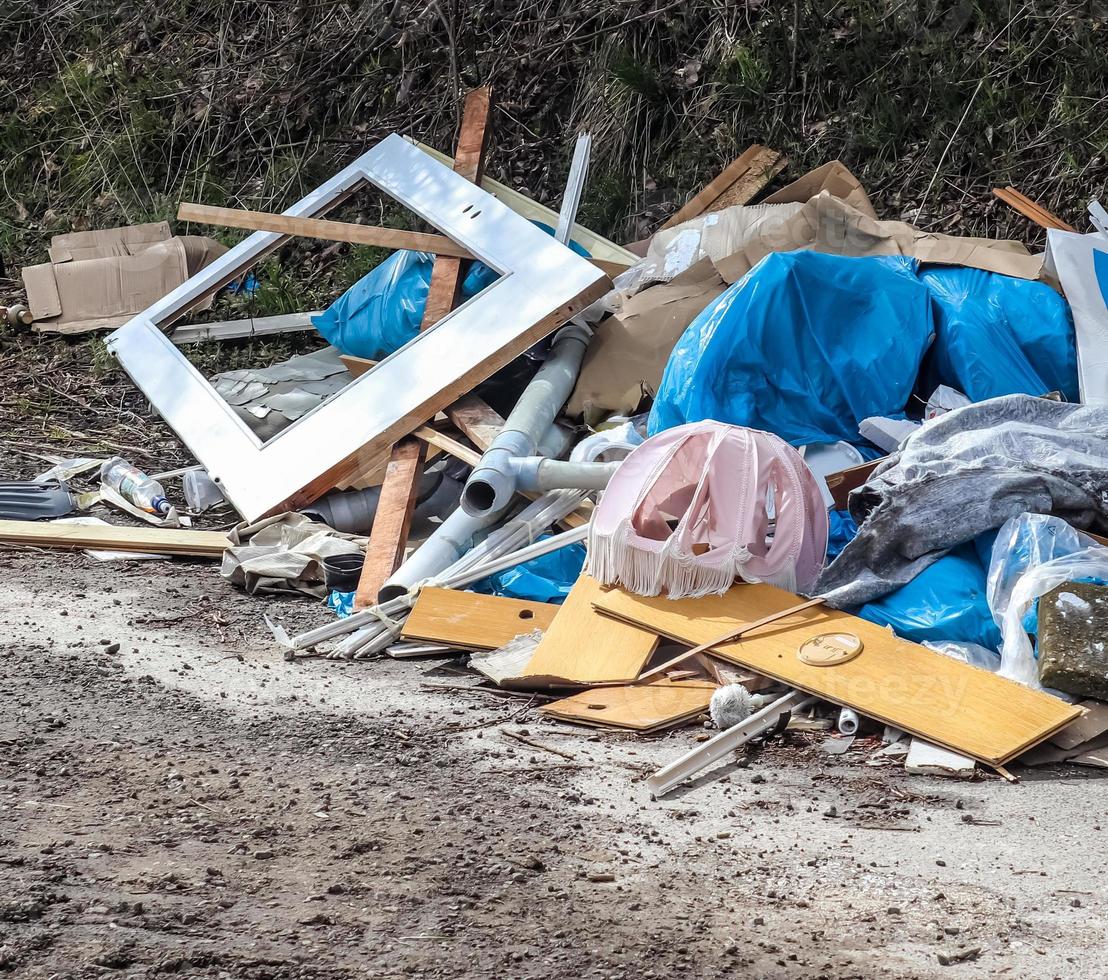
[592,583,1082,765]
[402,587,558,650]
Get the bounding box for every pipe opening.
[464,479,497,513]
[377,583,407,604]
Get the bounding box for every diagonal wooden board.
[591,583,1082,765]
[541,678,717,732]
[515,574,658,687]
[402,587,558,650]
[659,144,787,230]
[355,87,495,607]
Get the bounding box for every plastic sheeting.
[648,253,935,446]
[856,543,1003,652]
[985,513,1107,685]
[312,223,588,361]
[817,395,1108,608]
[917,266,1078,403]
[471,535,586,604]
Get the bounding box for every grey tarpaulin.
[817,395,1108,608]
[221,513,366,597]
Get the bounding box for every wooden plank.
[0,519,228,558]
[179,201,621,282]
[178,202,474,258]
[421,88,493,327]
[445,394,503,452]
[517,575,658,687]
[592,583,1082,766]
[1050,700,1108,750]
[701,146,788,212]
[342,358,504,453]
[354,437,427,607]
[170,311,321,344]
[355,89,496,609]
[402,587,558,650]
[416,428,481,467]
[991,187,1075,232]
[414,140,639,268]
[659,145,787,230]
[540,678,716,732]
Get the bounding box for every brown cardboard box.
[761,160,877,218]
[567,258,726,421]
[23,223,227,335]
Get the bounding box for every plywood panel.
[541,678,716,732]
[518,575,658,686]
[592,583,1081,765]
[402,587,558,650]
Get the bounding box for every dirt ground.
[2,547,1107,979]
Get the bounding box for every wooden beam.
[422,88,493,331]
[659,145,787,230]
[178,202,473,258]
[354,436,427,606]
[0,519,228,558]
[179,200,623,280]
[354,88,495,608]
[991,186,1075,232]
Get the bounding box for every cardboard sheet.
[24,225,227,335]
[567,258,726,420]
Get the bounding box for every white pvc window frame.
[106,135,608,521]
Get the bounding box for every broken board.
[401,587,558,650]
[517,575,658,687]
[0,519,228,558]
[541,678,717,733]
[591,583,1082,766]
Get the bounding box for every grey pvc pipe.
[377,501,508,603]
[461,322,590,517]
[511,457,620,492]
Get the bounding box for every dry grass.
[1,0,1105,315]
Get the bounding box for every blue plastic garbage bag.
[312,223,591,361]
[313,249,432,360]
[826,510,858,561]
[471,535,586,604]
[917,266,1078,403]
[854,543,1002,651]
[648,252,935,446]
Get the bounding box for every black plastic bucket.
[322,552,365,592]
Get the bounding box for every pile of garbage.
[7,88,1108,796]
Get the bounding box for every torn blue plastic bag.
[471,535,586,604]
[648,252,935,447]
[917,266,1078,403]
[312,223,589,361]
[854,542,1002,653]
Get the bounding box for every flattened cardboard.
[25,232,227,335]
[567,258,726,420]
[47,221,173,263]
[713,194,1042,284]
[761,160,877,219]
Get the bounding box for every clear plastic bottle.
[100,457,171,516]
